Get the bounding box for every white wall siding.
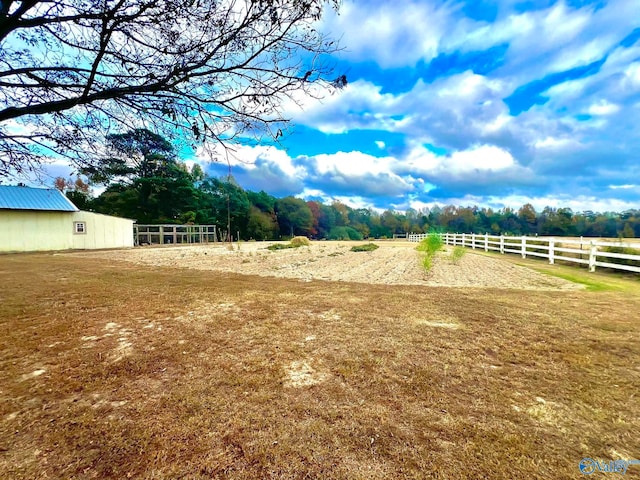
[71,211,134,250]
[0,210,134,252]
[0,210,74,252]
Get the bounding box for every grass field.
[1,252,639,479]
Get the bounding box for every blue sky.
[197,0,640,213]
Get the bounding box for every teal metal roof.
[0,185,79,212]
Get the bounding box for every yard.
[1,243,639,478]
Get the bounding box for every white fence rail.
[407,233,640,274]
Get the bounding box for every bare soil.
[70,241,582,290]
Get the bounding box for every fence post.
[500,235,504,254]
[589,242,597,272]
[549,239,554,264]
[484,233,488,252]
[462,233,466,247]
[521,235,526,258]
[445,232,449,245]
[471,234,476,250]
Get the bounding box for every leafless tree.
[0,0,345,177]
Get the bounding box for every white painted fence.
[407,233,640,274]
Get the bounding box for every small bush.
[350,243,379,252]
[416,232,444,255]
[422,254,432,271]
[450,246,466,264]
[416,232,444,272]
[290,236,311,247]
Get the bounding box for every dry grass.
[1,253,639,479]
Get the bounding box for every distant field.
[1,249,639,479]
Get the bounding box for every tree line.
[57,129,640,240]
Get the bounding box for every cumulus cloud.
[321,0,455,68]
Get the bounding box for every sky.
[197,0,640,213]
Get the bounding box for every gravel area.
[71,241,583,290]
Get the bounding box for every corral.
[1,242,639,479]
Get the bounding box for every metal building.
[0,185,135,252]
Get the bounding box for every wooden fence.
[135,224,217,245]
[407,233,640,274]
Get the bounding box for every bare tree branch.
[0,0,344,178]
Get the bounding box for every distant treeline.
[57,129,640,241]
[62,175,640,241]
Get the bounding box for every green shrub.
[416,232,444,255]
[416,232,444,272]
[422,254,433,271]
[350,243,379,252]
[450,246,466,264]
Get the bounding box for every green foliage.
[82,129,177,185]
[350,243,379,252]
[416,232,444,255]
[247,206,278,241]
[247,190,276,215]
[199,177,251,236]
[450,246,466,264]
[328,226,363,240]
[275,197,314,237]
[422,254,433,271]
[417,232,444,272]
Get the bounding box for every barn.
[0,185,135,252]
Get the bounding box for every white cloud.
[449,145,515,172]
[587,100,620,116]
[284,80,398,134]
[286,72,511,151]
[402,143,523,178]
[322,1,454,68]
[196,143,303,178]
[486,194,639,213]
[331,195,378,210]
[533,136,582,150]
[312,150,395,176]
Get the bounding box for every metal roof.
[0,185,79,212]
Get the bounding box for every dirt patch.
[71,242,582,290]
[284,360,328,387]
[415,320,461,329]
